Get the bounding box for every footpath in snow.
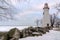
[19,30,60,40]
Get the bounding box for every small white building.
[42,3,51,27]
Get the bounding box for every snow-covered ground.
[0,26,37,32]
[0,26,29,32]
[19,30,60,40]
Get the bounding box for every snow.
[0,26,36,32]
[32,32,40,34]
[19,30,60,40]
[0,26,29,32]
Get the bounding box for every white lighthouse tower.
[42,3,51,27]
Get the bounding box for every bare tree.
[50,14,56,27]
[0,0,17,21]
[50,3,60,27]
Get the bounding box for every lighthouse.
[42,3,51,27]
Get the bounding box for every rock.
[0,32,8,40]
[34,27,46,34]
[8,28,20,40]
[32,32,42,36]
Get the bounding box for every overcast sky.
[0,0,60,26]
